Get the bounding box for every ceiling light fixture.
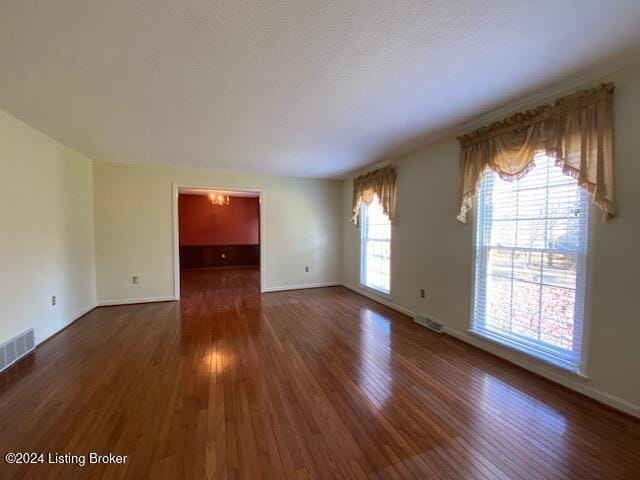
[209,193,230,206]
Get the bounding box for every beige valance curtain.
[352,166,397,225]
[457,83,615,223]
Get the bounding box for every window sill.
[358,283,392,301]
[466,328,589,380]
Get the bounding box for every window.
[472,155,589,373]
[360,197,391,295]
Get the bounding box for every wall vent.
[414,315,445,334]
[0,329,35,374]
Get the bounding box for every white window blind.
[472,155,589,373]
[360,197,391,295]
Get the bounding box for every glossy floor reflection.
[358,308,392,410]
[0,267,639,479]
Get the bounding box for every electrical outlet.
[51,295,56,306]
[419,289,425,298]
[305,266,309,272]
[132,276,139,285]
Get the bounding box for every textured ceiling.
[1,1,640,178]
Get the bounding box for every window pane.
[486,248,512,278]
[542,253,577,288]
[540,285,575,350]
[472,155,588,372]
[489,220,517,247]
[484,274,512,332]
[360,196,391,294]
[513,251,542,283]
[511,279,541,339]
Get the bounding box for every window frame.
[468,156,594,377]
[359,199,392,298]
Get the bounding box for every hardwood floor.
[1,267,639,479]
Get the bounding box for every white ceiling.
[1,1,640,178]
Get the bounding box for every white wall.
[93,161,342,303]
[342,61,640,416]
[0,109,96,345]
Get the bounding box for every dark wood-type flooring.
[1,267,639,479]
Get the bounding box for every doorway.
[172,185,264,299]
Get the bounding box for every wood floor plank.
[0,267,639,479]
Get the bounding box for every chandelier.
[209,193,230,206]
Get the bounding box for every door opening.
[172,185,264,298]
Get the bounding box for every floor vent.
[414,315,445,334]
[0,329,35,374]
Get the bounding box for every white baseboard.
[36,303,97,345]
[444,327,640,418]
[341,283,415,317]
[73,304,98,320]
[97,296,177,307]
[262,282,341,293]
[341,283,640,419]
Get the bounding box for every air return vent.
[414,315,445,334]
[0,329,35,373]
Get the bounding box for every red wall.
[178,194,260,246]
